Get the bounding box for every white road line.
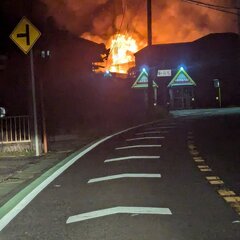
[126,137,165,141]
[0,120,160,232]
[136,131,167,135]
[116,145,162,150]
[88,173,161,183]
[66,206,172,223]
[104,156,160,163]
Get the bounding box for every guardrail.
[0,116,31,143]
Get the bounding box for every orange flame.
[106,34,141,74]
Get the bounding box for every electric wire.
[184,0,239,10]
[182,0,239,15]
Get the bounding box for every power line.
[184,0,239,10]
[182,0,240,15]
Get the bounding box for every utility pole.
[237,0,240,88]
[237,0,240,34]
[147,0,152,46]
[30,49,40,156]
[147,0,154,115]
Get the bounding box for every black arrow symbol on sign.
[17,24,30,45]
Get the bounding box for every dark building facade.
[134,33,240,109]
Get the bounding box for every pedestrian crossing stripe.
[168,68,196,87]
[132,68,158,89]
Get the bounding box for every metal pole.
[147,0,154,115]
[40,74,48,153]
[218,86,222,108]
[237,0,240,34]
[147,0,152,47]
[30,49,40,156]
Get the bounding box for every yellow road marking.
[194,159,205,163]
[198,165,209,169]
[217,189,236,196]
[232,203,240,214]
[223,196,240,203]
[209,180,224,185]
[200,168,212,172]
[190,150,199,156]
[188,144,196,149]
[206,176,219,180]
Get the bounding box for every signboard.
[157,69,172,77]
[168,67,196,87]
[213,79,220,88]
[0,107,6,118]
[10,17,41,54]
[132,69,158,89]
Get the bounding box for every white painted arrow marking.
[126,137,165,141]
[66,206,172,224]
[88,173,161,183]
[116,145,162,150]
[104,156,160,163]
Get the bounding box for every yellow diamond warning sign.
[10,17,41,54]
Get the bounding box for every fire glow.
[41,0,236,74]
[106,34,140,74]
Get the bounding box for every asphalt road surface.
[0,108,240,240]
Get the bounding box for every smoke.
[40,0,237,46]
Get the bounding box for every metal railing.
[0,116,31,143]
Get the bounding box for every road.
[0,108,240,239]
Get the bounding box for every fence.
[0,116,31,144]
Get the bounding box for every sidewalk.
[0,135,97,207]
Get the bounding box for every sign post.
[10,17,41,156]
[213,79,221,108]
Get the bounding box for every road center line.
[116,145,162,150]
[126,137,165,141]
[66,206,172,224]
[88,173,161,183]
[104,156,160,163]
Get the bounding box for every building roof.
[135,32,239,58]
